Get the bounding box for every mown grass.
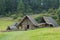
[0,27,60,40]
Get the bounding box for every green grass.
[0,27,60,40]
[0,16,60,40]
[0,20,14,30]
[31,13,51,18]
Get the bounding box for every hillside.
[0,13,60,30]
[0,27,60,40]
[0,0,60,40]
[0,15,60,40]
[0,13,60,40]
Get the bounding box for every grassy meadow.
[0,27,60,40]
[0,16,60,40]
[0,19,14,30]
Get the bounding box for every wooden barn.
[39,16,59,27]
[18,15,39,30]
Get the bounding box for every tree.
[56,8,60,20]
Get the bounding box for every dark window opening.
[27,25,29,29]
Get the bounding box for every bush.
[35,16,42,23]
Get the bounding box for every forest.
[0,0,60,16]
[0,0,60,23]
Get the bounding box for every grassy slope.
[0,14,60,40]
[0,19,60,40]
[0,19,14,30]
[0,13,51,30]
[30,13,51,18]
[0,27,60,40]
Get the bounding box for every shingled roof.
[42,16,59,27]
[18,15,38,26]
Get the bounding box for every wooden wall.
[20,18,35,30]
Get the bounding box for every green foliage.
[56,8,60,20]
[35,16,42,23]
[0,0,59,16]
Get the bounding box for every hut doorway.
[27,25,29,29]
[50,25,53,27]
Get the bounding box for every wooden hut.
[39,16,59,27]
[7,16,59,31]
[18,15,39,30]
